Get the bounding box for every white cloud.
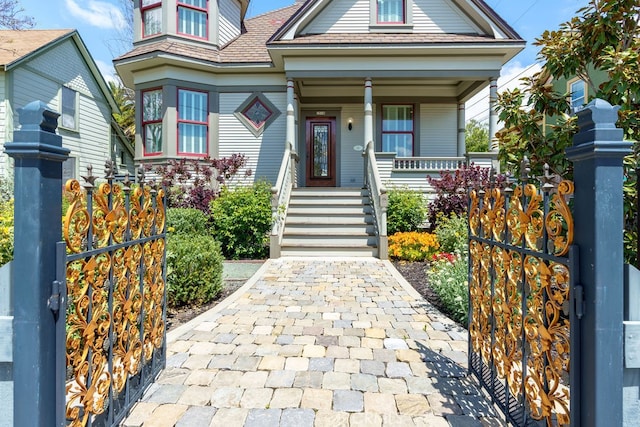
[95,59,117,85]
[65,0,126,30]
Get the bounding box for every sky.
[16,0,590,86]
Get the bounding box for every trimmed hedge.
[166,234,223,307]
[210,181,272,259]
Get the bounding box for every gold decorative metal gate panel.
[57,163,167,427]
[468,164,578,427]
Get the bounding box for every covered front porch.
[271,73,500,259]
[281,75,501,191]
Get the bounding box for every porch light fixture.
[348,117,353,131]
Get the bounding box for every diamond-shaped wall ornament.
[234,92,281,137]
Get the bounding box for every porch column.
[286,78,295,149]
[488,78,499,152]
[457,102,466,156]
[364,78,373,146]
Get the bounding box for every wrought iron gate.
[468,163,579,426]
[56,162,167,427]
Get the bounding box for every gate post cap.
[576,98,620,131]
[17,100,60,133]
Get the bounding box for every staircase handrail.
[270,141,298,257]
[363,140,388,259]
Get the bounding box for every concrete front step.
[281,235,377,247]
[280,187,378,258]
[280,246,379,257]
[285,215,374,225]
[287,205,373,215]
[284,224,376,235]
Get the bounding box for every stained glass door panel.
[306,118,336,187]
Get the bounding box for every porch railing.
[270,142,298,258]
[363,141,388,259]
[393,156,466,172]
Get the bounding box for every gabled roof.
[268,0,523,44]
[115,0,523,72]
[0,29,119,113]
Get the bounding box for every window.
[569,79,586,112]
[242,99,273,129]
[382,105,414,156]
[234,93,282,137]
[377,0,405,23]
[142,89,163,155]
[177,0,207,39]
[178,89,208,155]
[142,0,162,37]
[61,86,77,130]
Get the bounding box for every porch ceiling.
[294,77,487,104]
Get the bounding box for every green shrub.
[387,187,427,235]
[0,199,13,266]
[429,254,468,325]
[433,213,468,254]
[167,208,210,236]
[166,234,223,307]
[210,181,272,259]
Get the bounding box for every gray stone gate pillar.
[566,99,632,427]
[5,101,69,426]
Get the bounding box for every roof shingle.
[0,29,74,67]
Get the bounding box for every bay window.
[178,89,208,156]
[377,0,405,23]
[178,0,207,39]
[142,0,162,37]
[382,105,414,156]
[142,89,163,155]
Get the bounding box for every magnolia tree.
[495,0,640,264]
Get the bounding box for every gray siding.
[339,105,364,187]
[219,92,286,185]
[412,0,478,33]
[0,72,11,179]
[9,38,112,179]
[304,0,370,34]
[420,103,457,157]
[302,0,478,34]
[219,0,241,46]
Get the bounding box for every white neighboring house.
[0,29,135,183]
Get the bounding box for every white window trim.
[568,77,587,113]
[59,86,79,132]
[369,0,413,30]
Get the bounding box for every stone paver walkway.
[123,258,503,427]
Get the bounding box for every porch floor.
[122,258,503,426]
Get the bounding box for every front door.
[306,117,336,187]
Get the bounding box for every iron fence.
[468,161,579,426]
[56,162,167,427]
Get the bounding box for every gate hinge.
[48,280,62,314]
[574,284,584,320]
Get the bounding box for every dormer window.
[177,0,208,39]
[377,0,405,23]
[142,0,162,37]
